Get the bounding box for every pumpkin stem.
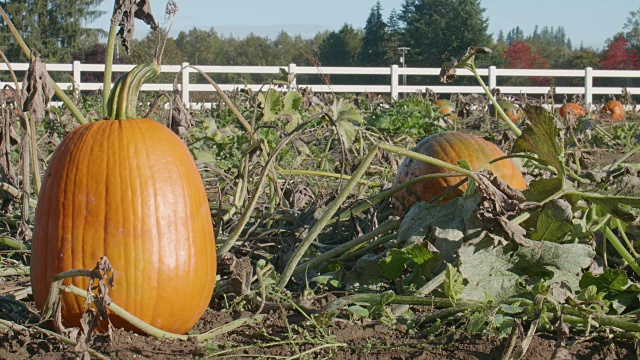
[106,61,161,120]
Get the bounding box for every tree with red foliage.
[502,40,551,85]
[600,34,640,70]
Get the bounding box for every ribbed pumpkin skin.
[31,118,216,334]
[600,100,625,121]
[392,132,526,216]
[559,103,585,118]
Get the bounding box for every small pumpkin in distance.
[600,100,625,121]
[490,99,521,123]
[433,99,456,121]
[31,63,217,334]
[558,103,585,119]
[391,131,526,216]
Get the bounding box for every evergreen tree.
[0,0,106,62]
[387,9,403,64]
[359,1,388,67]
[317,24,362,67]
[399,0,491,69]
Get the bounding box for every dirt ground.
[1,288,638,360]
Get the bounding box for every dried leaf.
[229,256,253,295]
[23,51,54,120]
[170,87,193,139]
[474,171,537,246]
[440,47,492,84]
[113,0,159,54]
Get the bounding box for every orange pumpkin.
[433,99,456,121]
[490,99,521,123]
[31,64,216,334]
[558,103,585,118]
[600,100,625,121]
[391,132,526,216]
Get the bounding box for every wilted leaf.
[114,0,159,54]
[459,238,594,302]
[397,194,482,264]
[474,171,534,246]
[512,105,565,177]
[530,199,573,242]
[23,51,54,120]
[439,47,492,83]
[169,88,193,139]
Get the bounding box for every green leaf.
[530,199,573,242]
[347,305,369,319]
[579,269,639,313]
[258,89,281,122]
[582,194,640,223]
[444,263,465,304]
[283,91,302,111]
[580,269,629,294]
[522,177,563,203]
[467,311,486,333]
[512,105,564,178]
[379,248,410,280]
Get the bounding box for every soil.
[0,281,638,360]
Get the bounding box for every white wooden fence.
[1,62,639,106]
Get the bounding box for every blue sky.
[94,0,637,50]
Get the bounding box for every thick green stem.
[103,19,118,117]
[603,225,640,278]
[465,61,522,136]
[277,143,477,288]
[276,167,383,187]
[0,236,28,250]
[106,62,161,120]
[61,284,262,340]
[292,219,401,276]
[277,146,381,288]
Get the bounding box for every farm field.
[2,3,640,358]
[2,78,640,358]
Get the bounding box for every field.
[1,71,640,359]
[0,38,640,359]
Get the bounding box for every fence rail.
[1,62,640,107]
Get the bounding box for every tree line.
[1,0,640,87]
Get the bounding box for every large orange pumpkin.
[600,100,625,121]
[391,132,526,216]
[31,64,216,334]
[559,103,585,118]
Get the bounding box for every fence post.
[584,67,593,107]
[488,66,497,90]
[288,63,297,88]
[181,62,190,105]
[391,64,399,100]
[72,60,81,94]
